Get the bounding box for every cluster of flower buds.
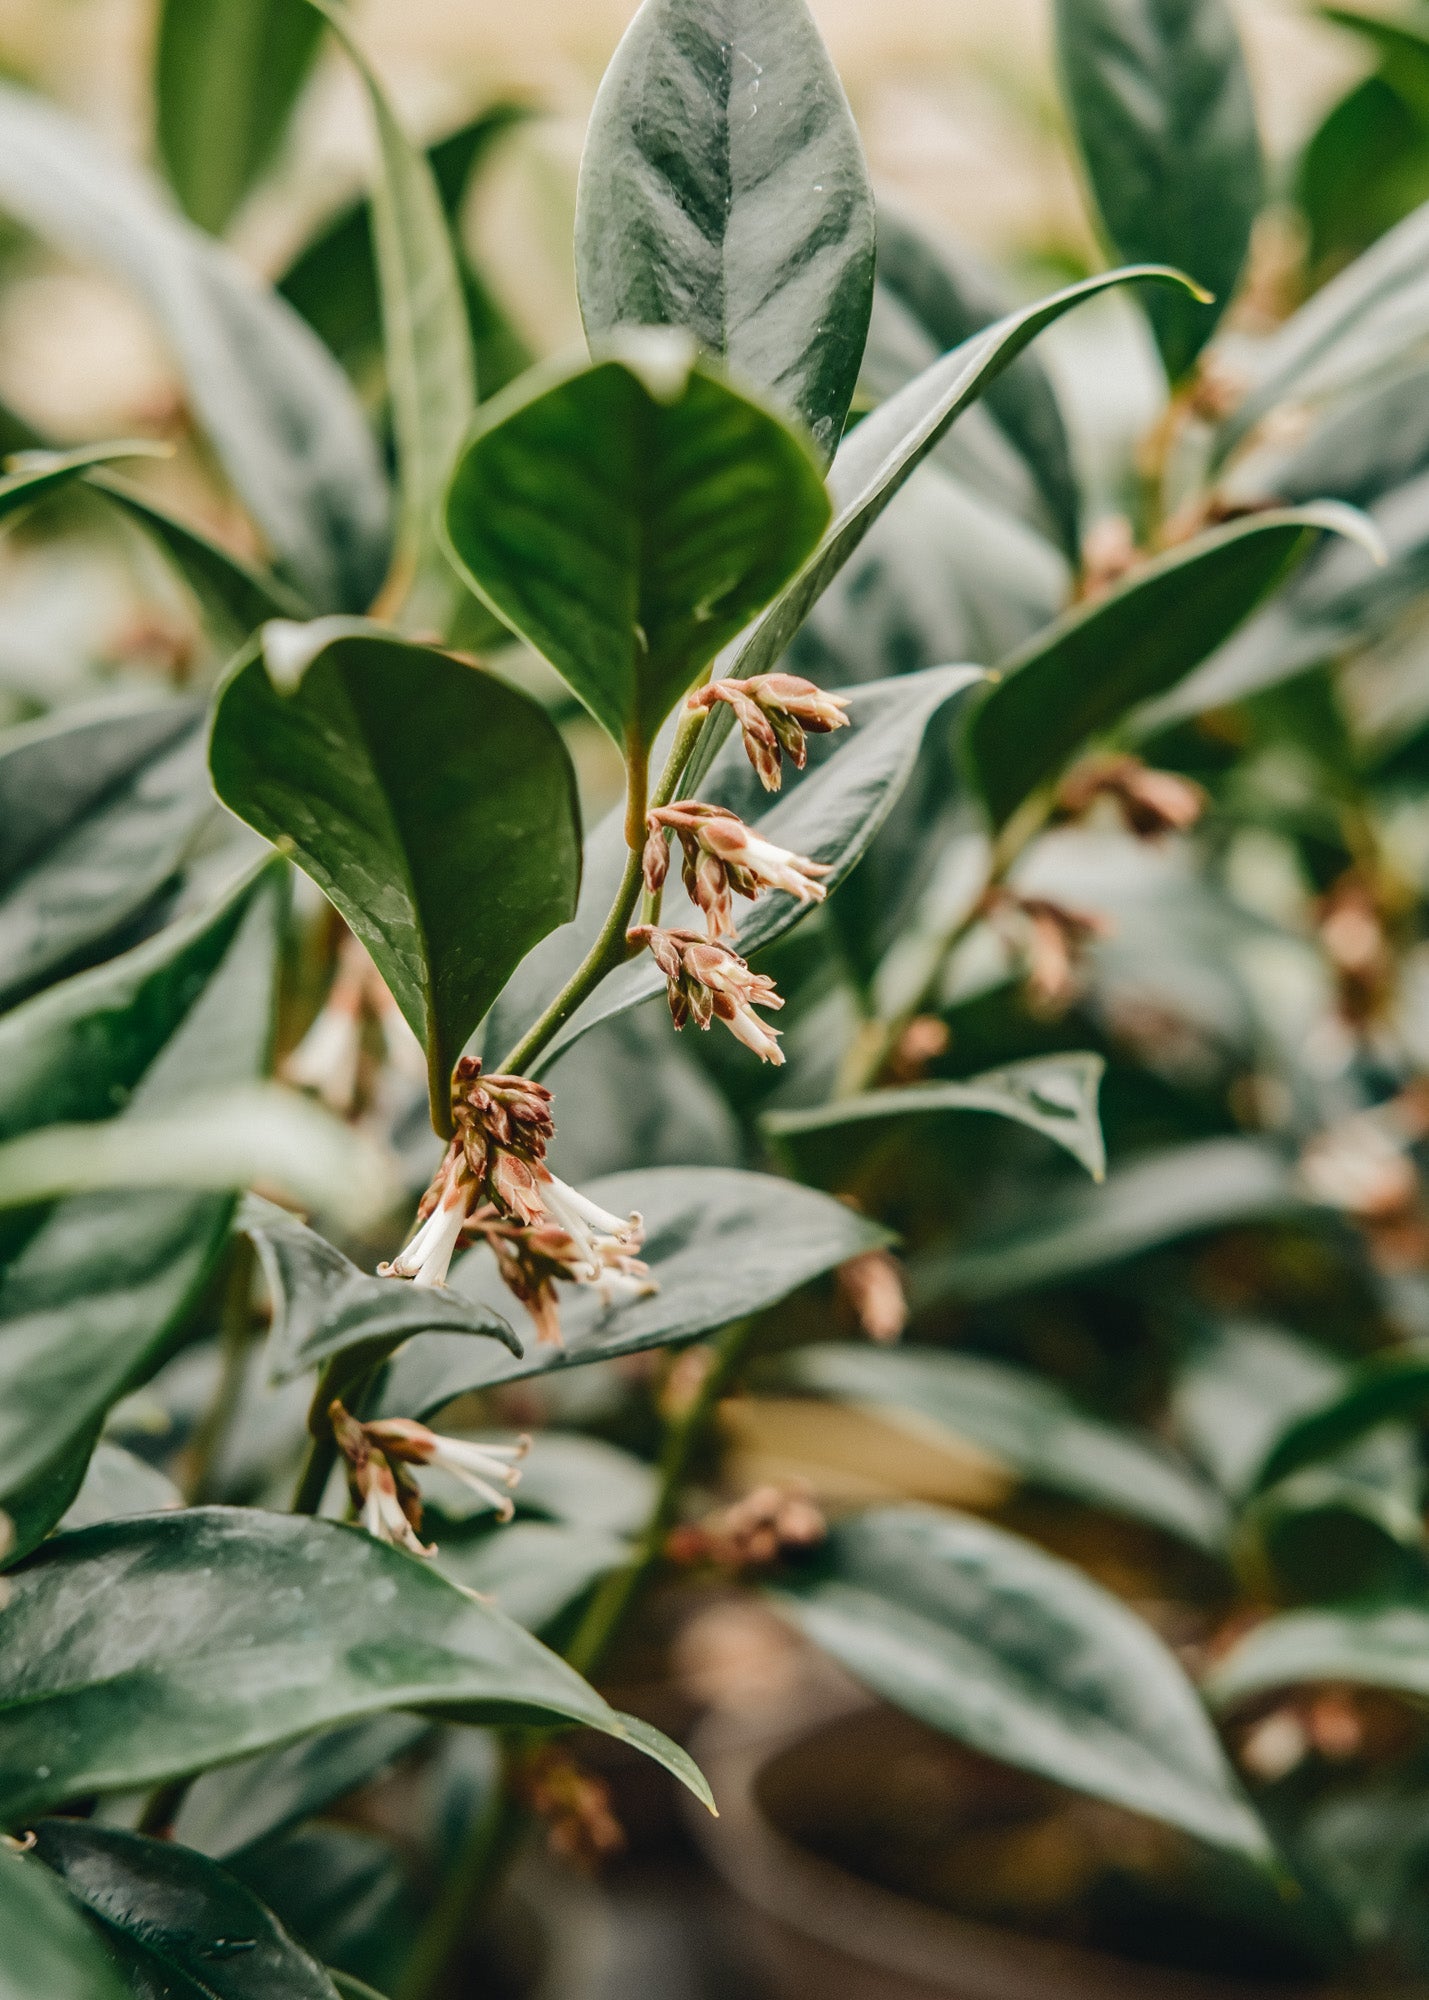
[685,672,849,791]
[643,801,830,940]
[516,1748,626,1871]
[628,925,785,1063]
[981,887,1112,1013]
[1057,753,1206,841]
[380,1059,649,1328]
[330,1399,531,1557]
[285,930,425,1116]
[665,1482,826,1573]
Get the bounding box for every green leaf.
[1208,1593,1429,1709]
[574,0,875,465]
[442,335,831,753]
[512,665,983,1072]
[225,1826,408,1990]
[1254,1348,1429,1492]
[34,1820,341,2000]
[720,266,1200,690]
[0,1084,399,1234]
[1054,0,1261,378]
[174,1717,428,1863]
[329,1976,389,2000]
[874,206,1082,559]
[239,1193,519,1386]
[209,622,582,1119]
[1217,198,1429,463]
[773,1506,1269,1857]
[155,0,325,234]
[913,1138,1306,1308]
[371,1165,889,1419]
[59,1441,183,1533]
[0,82,390,612]
[785,1345,1226,1551]
[0,1845,128,2000]
[1297,73,1429,280]
[303,1,474,633]
[763,1053,1106,1180]
[0,699,213,1012]
[970,505,1377,829]
[1,1431,99,1567]
[1171,1319,1349,1502]
[0,864,283,1512]
[0,1508,712,1821]
[0,440,170,524]
[434,1520,628,1634]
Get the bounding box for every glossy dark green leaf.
[1297,73,1429,280]
[0,699,212,1012]
[1209,1592,1429,1709]
[574,0,875,465]
[763,1053,1106,1180]
[786,1345,1226,1550]
[61,1442,182,1534]
[34,1820,340,2000]
[913,1138,1305,1308]
[155,0,325,234]
[0,1508,711,1822]
[239,1193,519,1388]
[434,1520,628,1634]
[306,2,474,633]
[0,864,283,1513]
[0,441,169,525]
[874,206,1081,558]
[1054,0,1261,378]
[442,336,830,754]
[2,1430,98,1567]
[209,623,581,1116]
[1242,1443,1424,1605]
[526,666,983,1071]
[371,1165,889,1419]
[774,1507,1269,1856]
[226,1826,409,1994]
[174,1717,428,1863]
[0,1845,128,2000]
[720,266,1198,690]
[971,506,1373,828]
[0,82,390,611]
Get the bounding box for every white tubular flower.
[284,986,363,1113]
[629,926,786,1064]
[644,802,829,940]
[368,1418,532,1523]
[359,1453,435,1557]
[697,816,831,907]
[537,1173,645,1280]
[379,1171,472,1288]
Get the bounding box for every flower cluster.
[331,1399,530,1556]
[628,924,786,1063]
[1057,753,1205,841]
[643,800,829,940]
[380,1058,649,1330]
[685,672,849,791]
[665,1481,826,1572]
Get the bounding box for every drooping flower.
[643,802,830,940]
[331,1398,531,1549]
[629,924,785,1063]
[284,931,426,1116]
[981,888,1112,1013]
[686,673,850,790]
[469,1205,655,1347]
[1057,753,1205,840]
[330,1399,433,1557]
[365,1416,531,1522]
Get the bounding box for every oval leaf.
[774,1506,1269,1856]
[34,1820,340,2000]
[371,1165,890,1419]
[970,505,1375,829]
[0,1846,127,2000]
[763,1053,1107,1180]
[1209,1595,1429,1710]
[441,335,831,754]
[0,1508,711,1823]
[209,622,582,1117]
[574,0,875,465]
[1055,0,1261,378]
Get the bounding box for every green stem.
[178,1238,255,1504]
[397,1745,524,2000]
[136,1776,191,1838]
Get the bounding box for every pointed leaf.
[209,622,581,1116]
[721,266,1201,689]
[434,1520,628,1634]
[0,1845,128,2000]
[970,505,1377,829]
[441,335,830,753]
[155,0,325,234]
[239,1193,519,1386]
[0,699,212,1012]
[1253,1348,1429,1493]
[0,82,390,611]
[774,1506,1269,1856]
[1055,0,1261,378]
[304,1,475,632]
[0,440,170,524]
[59,1442,183,1533]
[1209,1593,1429,1710]
[763,1053,1106,1180]
[0,1508,712,1821]
[35,1821,340,2000]
[784,1346,1227,1551]
[371,1165,889,1419]
[0,864,283,1512]
[574,0,875,465]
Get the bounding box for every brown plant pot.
[685,1677,1364,2000]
